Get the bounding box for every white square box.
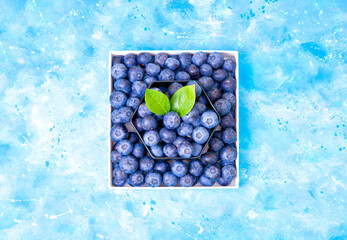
[109,50,239,189]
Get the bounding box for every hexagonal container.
[130,80,221,160]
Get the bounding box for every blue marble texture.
[0,0,346,239]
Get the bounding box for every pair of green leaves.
[145,85,196,117]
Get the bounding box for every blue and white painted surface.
[0,0,345,239]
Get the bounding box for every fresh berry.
[220,112,235,128]
[207,52,224,69]
[198,76,214,91]
[192,127,209,144]
[209,138,224,152]
[111,63,128,79]
[200,111,219,129]
[128,170,145,186]
[163,172,178,187]
[182,107,199,124]
[194,102,207,115]
[139,156,155,172]
[204,164,221,180]
[150,144,164,157]
[177,142,194,158]
[159,128,177,144]
[163,111,181,129]
[128,66,144,82]
[110,124,128,142]
[116,140,133,156]
[222,92,236,108]
[138,103,152,117]
[189,160,204,177]
[112,55,123,65]
[118,107,133,123]
[111,150,123,163]
[187,80,202,97]
[199,175,216,186]
[113,178,126,187]
[113,164,129,180]
[220,146,237,166]
[177,122,193,137]
[143,130,160,146]
[200,151,218,165]
[223,58,236,72]
[179,174,196,187]
[128,132,139,143]
[173,136,188,148]
[132,81,147,97]
[163,144,178,157]
[192,143,203,157]
[133,117,144,132]
[197,94,208,104]
[154,52,168,67]
[114,79,131,94]
[119,155,138,174]
[175,71,191,80]
[214,99,231,116]
[171,160,188,177]
[141,116,158,131]
[217,177,232,186]
[165,57,180,70]
[126,97,140,110]
[110,91,127,109]
[168,82,183,97]
[123,53,137,68]
[145,63,161,77]
[178,53,192,69]
[221,77,236,92]
[132,143,145,158]
[222,165,237,181]
[207,88,222,102]
[111,109,121,124]
[154,161,170,174]
[222,128,237,144]
[143,75,157,85]
[187,64,200,79]
[192,52,207,66]
[159,69,175,81]
[145,171,162,187]
[212,69,228,82]
[200,63,213,76]
[137,52,152,66]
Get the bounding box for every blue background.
[0,0,346,239]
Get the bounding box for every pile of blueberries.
[110,52,237,187]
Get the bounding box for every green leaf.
[170,85,196,117]
[145,89,170,115]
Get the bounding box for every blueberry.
[212,81,220,89]
[197,94,207,104]
[217,177,232,186]
[116,140,133,156]
[199,175,216,186]
[132,81,147,97]
[130,92,141,98]
[163,172,178,187]
[204,164,221,180]
[223,58,236,72]
[192,127,209,144]
[145,171,162,187]
[132,142,145,158]
[168,82,183,97]
[159,127,177,144]
[123,53,137,68]
[200,111,219,129]
[229,71,235,78]
[207,52,224,69]
[119,155,138,174]
[209,138,224,152]
[163,144,178,157]
[171,160,188,177]
[198,76,214,91]
[175,71,191,80]
[187,64,200,79]
[182,107,199,124]
[111,109,121,124]
[222,165,237,181]
[154,114,164,121]
[137,52,152,66]
[179,174,196,187]
[133,117,144,132]
[192,143,203,157]
[111,149,123,163]
[194,102,207,115]
[177,142,194,158]
[214,99,231,116]
[112,177,126,187]
[143,75,157,85]
[159,69,175,81]
[139,156,155,172]
[192,52,207,66]
[146,63,161,77]
[141,116,158,131]
[178,53,192,69]
[173,136,189,148]
[154,52,168,67]
[220,111,235,128]
[138,103,152,117]
[177,122,193,137]
[143,130,160,146]
[128,132,139,143]
[154,161,170,174]
[113,164,129,180]
[220,146,237,166]
[112,55,123,65]
[128,66,144,82]
[163,111,181,129]
[111,63,128,79]
[150,87,162,92]
[221,77,236,92]
[126,97,140,110]
[201,151,218,165]
[212,69,228,82]
[110,124,128,142]
[213,130,222,139]
[118,107,133,123]
[150,144,164,157]
[222,92,236,108]
[187,80,202,97]
[127,170,145,186]
[200,63,213,76]
[207,88,222,102]
[110,91,127,109]
[114,79,131,94]
[222,128,237,144]
[165,57,180,70]
[189,160,204,177]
